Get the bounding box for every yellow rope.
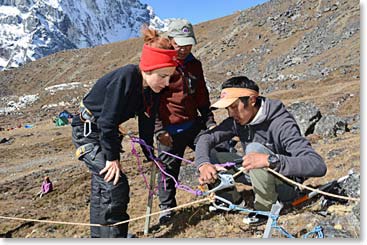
[0,196,211,228]
[233,168,360,202]
[0,215,101,227]
[112,196,211,226]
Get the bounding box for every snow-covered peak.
[0,0,166,70]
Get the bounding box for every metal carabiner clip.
[83,119,92,137]
[202,173,235,196]
[211,195,236,211]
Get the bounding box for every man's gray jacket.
[195,97,327,178]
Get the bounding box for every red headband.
[139,44,178,72]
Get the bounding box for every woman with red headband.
[71,27,177,238]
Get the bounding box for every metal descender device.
[202,173,236,196]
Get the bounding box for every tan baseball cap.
[166,19,197,46]
[211,88,259,108]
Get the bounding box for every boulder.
[287,101,322,136]
[314,115,348,137]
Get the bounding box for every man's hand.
[242,152,269,171]
[157,131,173,147]
[99,160,123,185]
[198,163,223,185]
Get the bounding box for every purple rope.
[153,157,202,196]
[217,162,236,168]
[131,136,237,168]
[130,137,168,194]
[131,137,194,165]
[130,140,157,196]
[130,136,203,196]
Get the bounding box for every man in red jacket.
[155,19,216,225]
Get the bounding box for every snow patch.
[45,82,86,94]
[0,94,39,115]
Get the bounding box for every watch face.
[268,154,279,169]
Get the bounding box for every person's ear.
[249,96,257,106]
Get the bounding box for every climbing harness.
[79,101,95,137]
[75,143,99,160]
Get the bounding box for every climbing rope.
[131,135,360,203]
[266,168,359,202]
[131,136,203,196]
[0,197,211,228]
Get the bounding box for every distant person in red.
[154,19,216,225]
[71,26,178,238]
[37,176,53,197]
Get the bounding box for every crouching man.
[195,76,327,224]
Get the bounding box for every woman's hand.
[99,160,123,185]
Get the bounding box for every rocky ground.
[0,108,360,238]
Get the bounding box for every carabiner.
[83,120,92,137]
[212,195,236,211]
[202,173,235,196]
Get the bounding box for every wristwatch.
[268,154,280,169]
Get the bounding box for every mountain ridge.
[0,0,164,70]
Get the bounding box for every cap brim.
[210,98,238,109]
[174,37,197,46]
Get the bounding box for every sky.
[140,0,270,24]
